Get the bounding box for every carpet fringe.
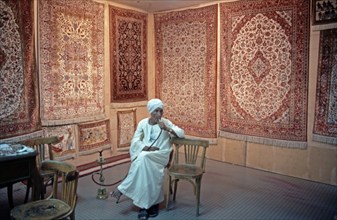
[55,154,76,161]
[111,101,147,109]
[185,135,218,145]
[78,144,111,156]
[41,114,106,126]
[312,134,337,145]
[0,130,43,143]
[219,131,307,149]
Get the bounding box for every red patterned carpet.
[0,0,40,139]
[39,0,105,126]
[219,0,309,147]
[78,119,111,155]
[313,29,337,145]
[117,109,137,148]
[109,6,148,102]
[154,5,217,138]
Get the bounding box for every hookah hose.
[91,128,163,187]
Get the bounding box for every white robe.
[117,117,184,209]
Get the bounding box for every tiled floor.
[1,159,337,220]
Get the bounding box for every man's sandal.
[110,189,123,203]
[138,208,149,220]
[147,204,159,217]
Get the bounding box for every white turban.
[147,98,164,113]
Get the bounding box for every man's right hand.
[149,147,159,151]
[143,146,159,151]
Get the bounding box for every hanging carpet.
[219,0,309,148]
[39,0,105,126]
[154,5,217,138]
[313,28,337,145]
[0,0,40,140]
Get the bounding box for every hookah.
[91,149,125,200]
[91,127,163,200]
[93,150,108,199]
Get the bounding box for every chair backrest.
[20,136,62,167]
[41,160,79,213]
[171,137,209,172]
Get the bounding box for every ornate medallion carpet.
[109,6,148,102]
[0,0,40,140]
[39,0,105,126]
[313,29,337,145]
[154,5,217,138]
[78,119,111,155]
[219,0,309,147]
[117,109,137,148]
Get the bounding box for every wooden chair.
[166,137,209,216]
[10,160,79,220]
[20,136,62,202]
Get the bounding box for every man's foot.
[147,204,159,217]
[110,189,122,203]
[138,208,149,220]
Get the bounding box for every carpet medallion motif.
[154,5,217,138]
[109,6,147,102]
[78,119,111,155]
[117,109,137,148]
[220,0,308,147]
[39,0,104,125]
[313,29,337,145]
[0,0,40,139]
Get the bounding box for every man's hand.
[143,146,159,151]
[149,147,159,151]
[158,121,174,134]
[158,120,167,130]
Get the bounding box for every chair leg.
[173,179,178,201]
[196,177,201,216]
[169,179,173,195]
[70,211,75,220]
[7,184,14,209]
[166,175,171,210]
[24,180,31,203]
[26,178,45,202]
[41,182,45,200]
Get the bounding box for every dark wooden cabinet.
[0,148,40,208]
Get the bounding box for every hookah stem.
[92,150,124,186]
[91,129,163,187]
[91,173,123,186]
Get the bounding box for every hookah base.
[97,187,108,200]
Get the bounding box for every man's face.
[151,108,164,121]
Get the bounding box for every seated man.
[112,98,185,220]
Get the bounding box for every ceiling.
[107,0,222,13]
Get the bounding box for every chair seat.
[168,164,203,177]
[39,169,55,177]
[11,198,71,220]
[166,137,209,216]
